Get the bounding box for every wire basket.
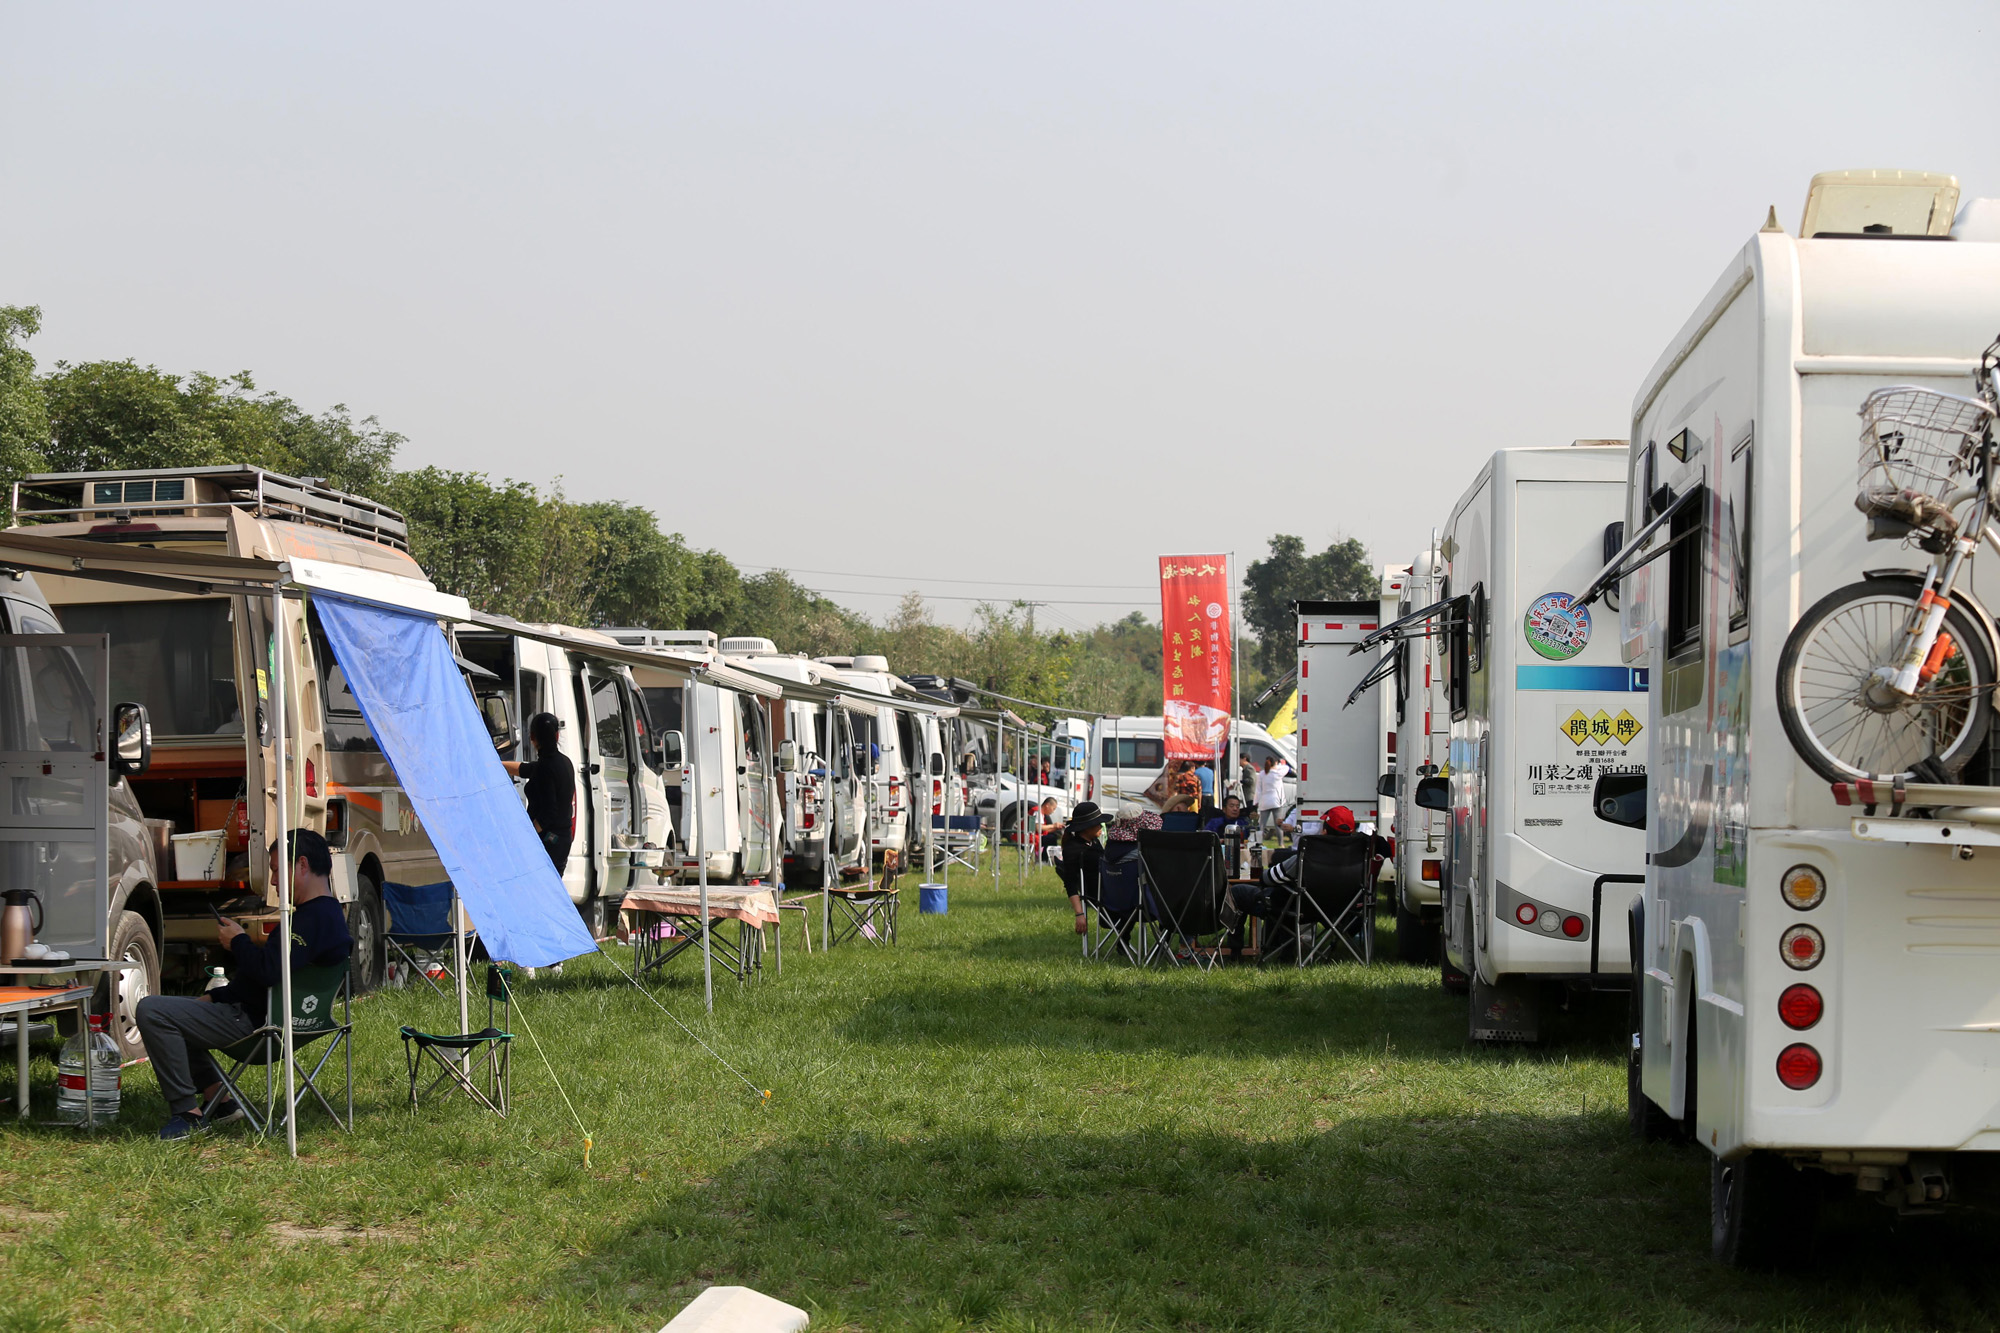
[1857,385,1993,502]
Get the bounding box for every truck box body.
[1294,600,1384,827]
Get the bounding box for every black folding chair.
[826,885,899,948]
[203,962,353,1136]
[1086,840,1146,965]
[399,964,514,1117]
[1291,833,1375,965]
[1159,812,1203,833]
[1136,830,1229,969]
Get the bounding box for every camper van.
[1089,715,1294,814]
[604,628,780,885]
[453,627,672,934]
[6,467,478,1013]
[1389,546,1450,963]
[1599,174,2000,1264]
[1426,443,1644,1042]
[815,656,914,869]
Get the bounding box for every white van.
[1424,442,1644,1042]
[1089,715,1294,814]
[720,638,866,888]
[815,656,913,869]
[454,626,673,934]
[1595,173,2000,1264]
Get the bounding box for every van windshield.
[59,600,240,739]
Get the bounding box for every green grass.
[4,863,2000,1331]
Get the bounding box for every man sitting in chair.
[1227,805,1389,949]
[136,829,353,1141]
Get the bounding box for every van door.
[736,693,773,876]
[581,663,634,894]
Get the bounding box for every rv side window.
[738,694,766,768]
[1101,736,1165,769]
[518,669,547,732]
[308,611,379,753]
[642,686,681,736]
[1667,485,1707,657]
[1447,593,1472,719]
[1638,444,1658,521]
[588,673,627,760]
[63,599,239,739]
[1728,435,1753,641]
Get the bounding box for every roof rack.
[11,465,409,551]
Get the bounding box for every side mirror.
[112,702,150,779]
[1377,771,1396,798]
[930,752,944,776]
[480,694,519,754]
[1413,775,1449,811]
[661,730,684,769]
[777,740,797,772]
[1593,772,1648,829]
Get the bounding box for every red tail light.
[1561,915,1584,938]
[800,810,816,830]
[1421,858,1441,882]
[1087,775,1095,800]
[1776,1043,1822,1090]
[304,758,317,798]
[1778,984,1823,1030]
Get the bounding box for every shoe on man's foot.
[158,1112,205,1141]
[204,1095,244,1127]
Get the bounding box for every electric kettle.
[2,888,41,967]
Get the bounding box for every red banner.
[1158,554,1233,760]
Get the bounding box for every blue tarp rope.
[314,594,597,969]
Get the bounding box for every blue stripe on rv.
[1515,665,1650,692]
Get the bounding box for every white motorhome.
[1294,601,1385,830]
[1422,442,1644,1042]
[815,656,914,869]
[1389,546,1451,963]
[454,627,673,935]
[1597,173,2000,1264]
[1088,715,1294,814]
[605,628,780,885]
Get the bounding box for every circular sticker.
[1205,602,1223,620]
[1525,592,1590,661]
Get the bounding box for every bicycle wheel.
[1778,576,1996,784]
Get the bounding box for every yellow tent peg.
[583,1136,593,1169]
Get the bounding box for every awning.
[463,614,781,697]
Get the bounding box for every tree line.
[0,305,1374,721]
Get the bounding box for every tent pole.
[273,579,296,1160]
[993,711,1003,894]
[453,884,470,1047]
[699,693,712,1014]
[1231,551,1240,817]
[822,703,831,948]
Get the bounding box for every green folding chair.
[203,962,354,1135]
[399,964,513,1117]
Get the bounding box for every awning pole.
[822,703,831,947]
[699,693,712,1015]
[993,711,1003,894]
[453,884,470,1048]
[273,577,296,1160]
[1231,551,1240,812]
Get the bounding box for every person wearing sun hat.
[1055,801,1113,933]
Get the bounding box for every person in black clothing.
[504,712,575,870]
[136,828,353,1141]
[1228,804,1390,959]
[1055,800,1112,934]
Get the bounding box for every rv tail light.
[303,758,317,799]
[1780,864,1826,911]
[1515,902,1538,926]
[1780,924,1825,970]
[324,797,347,847]
[1087,775,1095,800]
[1778,983,1824,1030]
[1776,1042,1823,1090]
[1421,858,1441,882]
[1561,915,1585,939]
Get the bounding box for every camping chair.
[383,881,477,1001]
[1086,840,1146,965]
[1136,830,1229,969]
[1290,833,1375,966]
[1159,812,1203,833]
[203,962,353,1135]
[933,814,981,875]
[826,883,898,948]
[399,964,513,1117]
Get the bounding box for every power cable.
[804,586,1151,607]
[740,563,1153,591]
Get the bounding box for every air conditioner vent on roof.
[1801,169,1959,238]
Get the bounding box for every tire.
[1396,892,1438,965]
[1777,575,1996,784]
[348,875,385,993]
[1627,908,1676,1142]
[579,893,610,941]
[102,910,159,1062]
[1712,1150,1820,1268]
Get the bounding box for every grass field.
[5,863,2000,1332]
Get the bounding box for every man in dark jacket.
[136,829,353,1140]
[1228,806,1389,959]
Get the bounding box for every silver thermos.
[2,888,41,979]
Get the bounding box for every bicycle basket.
[1857,385,1994,502]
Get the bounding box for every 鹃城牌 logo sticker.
[1525,592,1590,661]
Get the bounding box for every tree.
[0,307,49,488]
[1242,533,1374,673]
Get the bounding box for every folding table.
[621,886,782,983]
[2,960,137,1127]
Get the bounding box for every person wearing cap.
[1055,801,1112,933]
[1230,805,1388,956]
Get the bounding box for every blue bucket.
[918,883,948,915]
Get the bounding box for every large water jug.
[56,1014,121,1124]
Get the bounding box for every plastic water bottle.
[203,966,228,994]
[56,1014,121,1124]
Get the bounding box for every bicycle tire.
[1777,576,1996,784]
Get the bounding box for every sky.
[3,2,1997,633]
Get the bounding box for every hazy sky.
[4,2,1996,632]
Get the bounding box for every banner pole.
[1231,550,1240,813]
[272,578,295,1161]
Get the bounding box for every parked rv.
[719,638,866,888]
[8,467,472,1027]
[1388,547,1450,963]
[815,656,915,869]
[1420,442,1643,1041]
[1594,173,2000,1264]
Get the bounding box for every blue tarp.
[315,594,598,968]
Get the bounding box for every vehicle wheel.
[348,876,385,993]
[1395,893,1437,964]
[1777,575,1996,784]
[1628,934,1676,1142]
[1712,1150,1819,1268]
[101,910,159,1062]
[579,893,609,940]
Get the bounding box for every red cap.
[1327,805,1357,834]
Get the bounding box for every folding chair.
[383,881,477,1000]
[826,884,898,948]
[1085,840,1146,965]
[1291,834,1375,966]
[203,962,353,1135]
[1159,812,1203,833]
[932,815,982,876]
[399,964,514,1117]
[1136,830,1229,969]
